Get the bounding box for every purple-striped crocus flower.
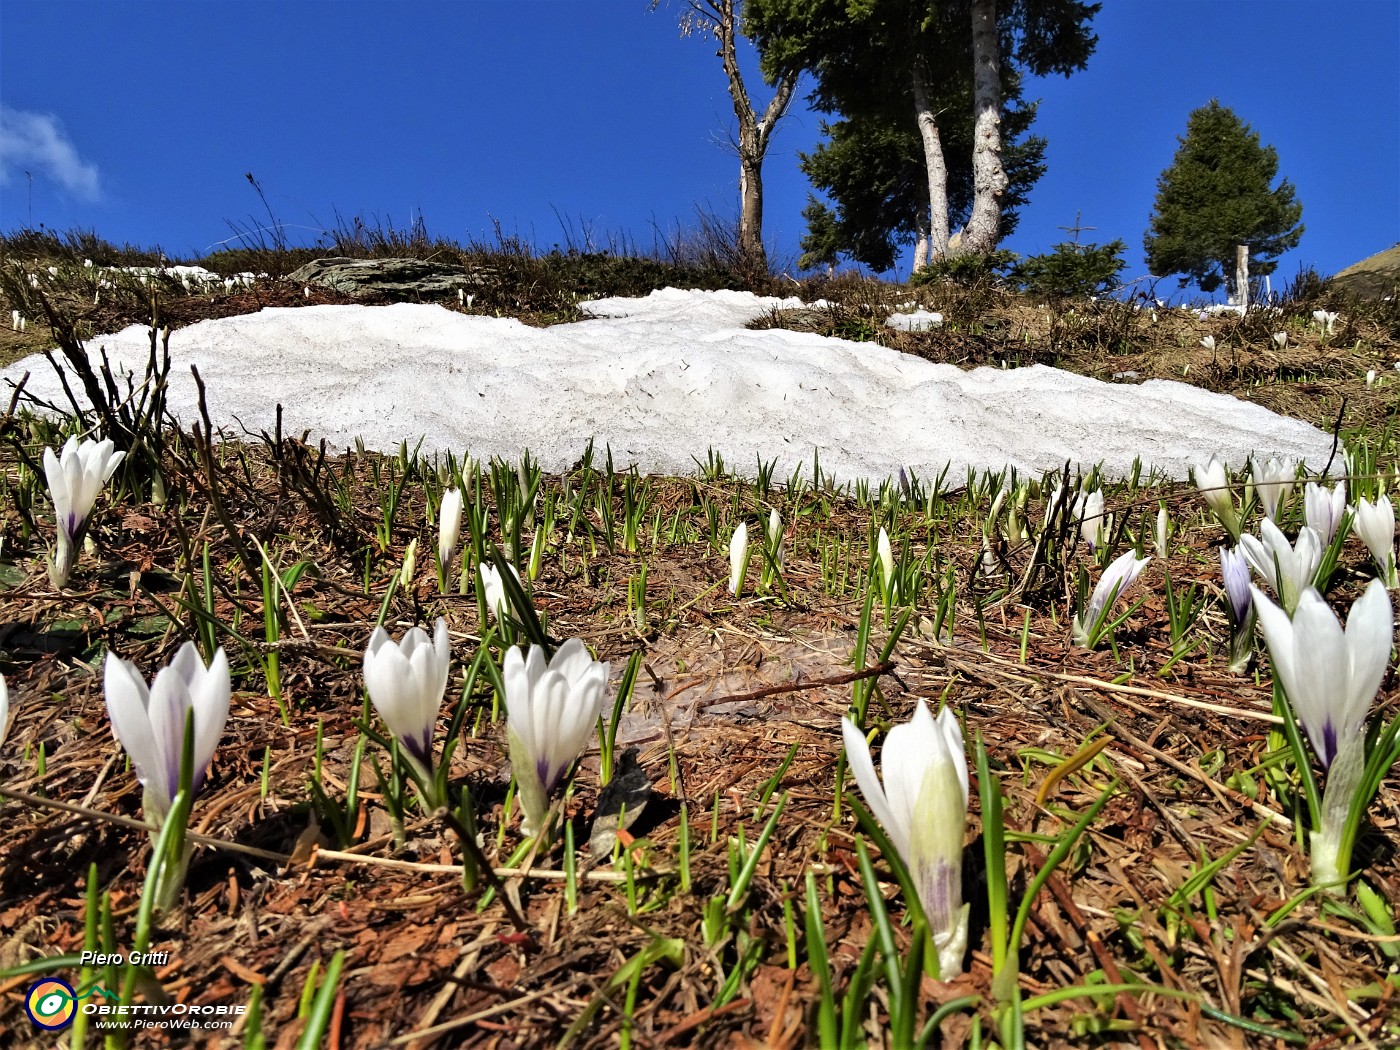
[503,639,609,836]
[44,436,125,588]
[364,619,451,792]
[1220,546,1256,673]
[1252,580,1393,890]
[843,700,970,977]
[104,643,231,824]
[1304,481,1348,547]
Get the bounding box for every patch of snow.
[885,309,944,332]
[0,288,1334,484]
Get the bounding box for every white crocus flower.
[0,673,9,748]
[1073,550,1150,648]
[1077,489,1108,549]
[104,643,231,825]
[438,488,463,578]
[363,619,451,788]
[1312,309,1338,337]
[1193,457,1242,540]
[842,701,969,978]
[1200,335,1215,352]
[503,639,610,836]
[1253,581,1393,889]
[1240,519,1321,614]
[43,436,126,588]
[729,521,749,596]
[1303,481,1348,547]
[1353,495,1398,587]
[1252,456,1296,521]
[1154,505,1170,560]
[1272,332,1287,349]
[877,526,894,596]
[479,562,522,621]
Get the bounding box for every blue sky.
[1,1,1395,297]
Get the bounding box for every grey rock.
[286,257,493,300]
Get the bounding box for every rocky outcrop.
[286,257,492,300]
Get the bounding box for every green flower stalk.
[1354,495,1398,588]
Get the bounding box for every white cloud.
[0,104,101,201]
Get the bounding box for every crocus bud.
[1192,457,1242,541]
[1303,481,1347,547]
[1154,505,1170,560]
[877,527,894,595]
[104,643,231,825]
[1240,519,1321,614]
[1353,495,1398,587]
[729,521,748,596]
[1252,457,1296,522]
[1253,581,1392,890]
[438,488,463,577]
[479,561,522,621]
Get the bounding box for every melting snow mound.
[1,288,1333,484]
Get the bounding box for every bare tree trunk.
[708,0,797,272]
[911,57,951,265]
[965,0,1007,255]
[1234,244,1250,312]
[913,209,931,271]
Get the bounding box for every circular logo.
[25,978,77,1030]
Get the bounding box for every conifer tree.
[1145,100,1303,298]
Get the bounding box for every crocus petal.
[841,717,906,858]
[878,701,940,851]
[189,647,231,793]
[104,652,169,814]
[934,706,969,806]
[1344,580,1394,738]
[1286,590,1349,766]
[1220,546,1252,624]
[0,673,8,747]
